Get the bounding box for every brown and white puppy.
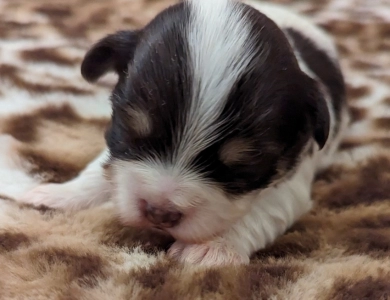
[20,0,349,266]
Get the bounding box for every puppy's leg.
[19,148,111,211]
[169,157,315,267]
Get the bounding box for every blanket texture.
[1,0,390,299]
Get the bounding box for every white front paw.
[168,238,250,267]
[19,183,79,210]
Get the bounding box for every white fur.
[176,0,258,168]
[19,0,346,267]
[169,153,317,266]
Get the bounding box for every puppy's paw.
[168,239,249,267]
[19,183,81,210]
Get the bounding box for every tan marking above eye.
[126,107,152,137]
[219,139,253,165]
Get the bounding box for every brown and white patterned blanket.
[1,0,390,299]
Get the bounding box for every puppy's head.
[81,0,330,243]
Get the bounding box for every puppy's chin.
[110,161,253,243]
[166,211,233,243]
[117,210,239,243]
[117,210,230,243]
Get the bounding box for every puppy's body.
[20,0,348,266]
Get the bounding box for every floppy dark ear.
[305,80,330,150]
[81,30,140,83]
[312,93,330,149]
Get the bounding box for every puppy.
[20,0,349,266]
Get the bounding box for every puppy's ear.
[305,78,330,150]
[81,30,140,83]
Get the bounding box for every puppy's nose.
[142,200,182,228]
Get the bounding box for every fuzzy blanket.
[1,0,390,299]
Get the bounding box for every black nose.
[143,202,182,228]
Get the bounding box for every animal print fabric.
[1,0,390,299]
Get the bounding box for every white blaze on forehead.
[174,0,257,169]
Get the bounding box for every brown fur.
[0,0,390,299]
